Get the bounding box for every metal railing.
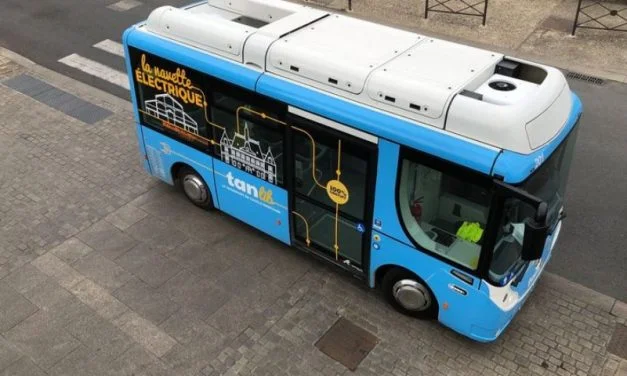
[425,0,489,25]
[572,0,627,35]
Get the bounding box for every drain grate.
[607,324,627,360]
[566,71,605,86]
[315,317,378,371]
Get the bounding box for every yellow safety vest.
[456,222,483,243]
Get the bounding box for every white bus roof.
[140,0,573,154]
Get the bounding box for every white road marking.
[58,53,129,90]
[107,0,143,12]
[93,39,125,58]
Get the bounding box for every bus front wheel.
[382,268,438,319]
[177,166,213,210]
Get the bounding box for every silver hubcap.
[392,279,431,311]
[182,175,207,203]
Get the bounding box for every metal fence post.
[572,0,583,35]
[572,0,627,35]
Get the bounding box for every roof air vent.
[488,81,516,91]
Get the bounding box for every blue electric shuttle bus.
[123,0,581,341]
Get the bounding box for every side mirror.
[521,202,549,261]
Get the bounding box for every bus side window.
[398,157,493,271]
[210,91,285,186]
[129,48,211,152]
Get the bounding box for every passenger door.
[287,107,377,273]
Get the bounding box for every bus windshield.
[489,121,580,284]
[521,121,579,229]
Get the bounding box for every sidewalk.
[1,49,627,376]
[299,0,627,83]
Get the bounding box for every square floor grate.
[607,324,627,360]
[315,317,378,371]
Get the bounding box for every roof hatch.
[267,14,421,94]
[366,39,502,119]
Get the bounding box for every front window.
[489,121,580,284]
[489,198,536,283]
[398,158,493,271]
[522,121,579,228]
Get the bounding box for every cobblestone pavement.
[0,56,626,376]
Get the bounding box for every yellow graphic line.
[139,109,217,145]
[291,126,326,189]
[334,139,342,260]
[292,211,311,246]
[334,203,339,260]
[190,86,225,131]
[236,106,287,127]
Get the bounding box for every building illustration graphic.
[220,125,277,184]
[144,94,199,135]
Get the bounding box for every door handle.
[448,284,467,296]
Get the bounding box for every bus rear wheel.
[177,166,213,209]
[382,268,438,319]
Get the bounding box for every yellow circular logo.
[326,180,349,205]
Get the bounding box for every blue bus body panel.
[213,160,291,244]
[256,75,499,175]
[370,231,512,342]
[123,27,151,174]
[123,27,141,123]
[493,93,583,183]
[135,124,151,174]
[369,139,505,341]
[124,27,261,92]
[142,127,219,208]
[370,140,412,247]
[124,26,289,242]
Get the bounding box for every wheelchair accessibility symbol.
[356,223,365,233]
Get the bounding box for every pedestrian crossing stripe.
[93,39,125,58]
[58,53,129,90]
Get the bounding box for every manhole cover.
[315,317,379,371]
[607,324,627,360]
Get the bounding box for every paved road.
[1,0,625,301]
[0,0,189,100]
[549,78,627,302]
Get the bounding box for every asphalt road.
[549,78,627,302]
[1,0,625,301]
[0,0,189,100]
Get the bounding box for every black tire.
[177,166,214,210]
[382,268,438,319]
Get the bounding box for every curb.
[541,272,627,320]
[1,48,626,322]
[0,47,132,114]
